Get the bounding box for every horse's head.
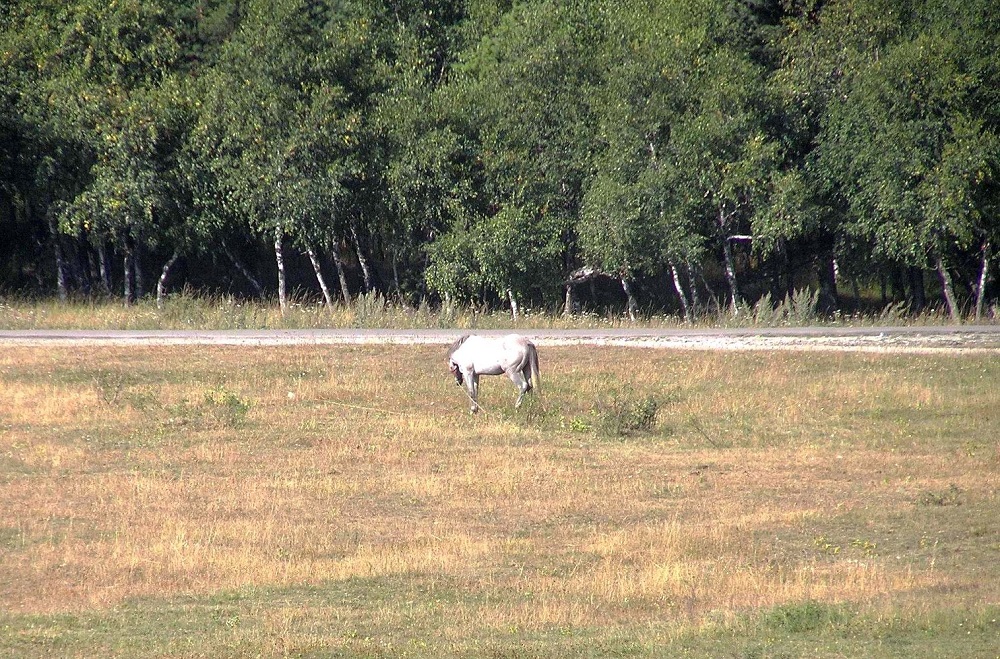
[448,360,463,385]
[447,336,470,387]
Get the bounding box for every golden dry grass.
[1,344,998,654]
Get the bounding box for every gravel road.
[2,326,999,353]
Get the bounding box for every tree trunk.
[222,242,264,298]
[934,253,960,322]
[686,261,701,313]
[909,266,926,312]
[507,289,520,320]
[329,243,352,304]
[669,261,692,322]
[974,239,991,321]
[621,276,637,321]
[46,212,69,303]
[86,245,103,296]
[71,232,91,296]
[817,251,838,314]
[722,236,740,314]
[133,241,145,300]
[97,242,113,296]
[274,226,287,313]
[305,244,334,308]
[350,221,373,293]
[156,251,180,310]
[564,283,575,317]
[123,246,136,306]
[777,239,794,301]
[391,249,403,302]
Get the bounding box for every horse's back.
[452,333,532,374]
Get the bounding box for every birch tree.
[816,6,1000,319]
[188,0,365,311]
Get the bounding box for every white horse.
[448,334,540,413]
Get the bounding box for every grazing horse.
[448,334,540,413]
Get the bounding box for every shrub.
[918,484,963,506]
[593,384,659,438]
[203,387,252,427]
[762,600,848,633]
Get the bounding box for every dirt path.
[1,326,999,353]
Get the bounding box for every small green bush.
[203,387,252,427]
[918,483,963,506]
[762,600,847,633]
[593,384,659,438]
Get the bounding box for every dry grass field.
[1,343,998,657]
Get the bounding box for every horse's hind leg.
[507,370,530,408]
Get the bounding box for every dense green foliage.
[2,0,999,318]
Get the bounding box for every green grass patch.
[3,591,998,658]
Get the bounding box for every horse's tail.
[528,342,540,393]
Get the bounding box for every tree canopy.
[2,0,999,319]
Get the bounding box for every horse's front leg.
[466,372,480,414]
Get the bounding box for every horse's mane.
[448,334,471,356]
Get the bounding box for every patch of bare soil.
[0,328,998,353]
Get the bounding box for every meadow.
[1,340,998,657]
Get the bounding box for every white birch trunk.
[351,222,373,293]
[156,250,179,310]
[975,239,991,321]
[274,227,287,313]
[722,236,739,315]
[222,243,264,298]
[305,244,334,308]
[935,253,959,322]
[507,289,520,320]
[686,261,701,312]
[330,243,351,304]
[123,250,135,306]
[97,242,113,295]
[621,276,637,321]
[47,212,69,302]
[669,261,692,322]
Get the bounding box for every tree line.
[2,0,998,319]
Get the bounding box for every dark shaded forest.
[2,0,998,319]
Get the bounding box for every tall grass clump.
[718,288,823,327]
[1,287,998,330]
[591,383,661,438]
